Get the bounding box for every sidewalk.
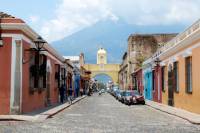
[0,95,86,122]
[146,100,200,124]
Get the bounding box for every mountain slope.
[51,19,186,64]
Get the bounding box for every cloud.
[40,0,118,42]
[106,0,200,25]
[29,15,39,23]
[39,0,200,42]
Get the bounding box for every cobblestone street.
[0,93,200,133]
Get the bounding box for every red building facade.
[0,13,65,114]
[152,64,162,103]
[132,68,144,94]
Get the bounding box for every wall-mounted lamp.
[154,58,161,66]
[0,18,3,47]
[151,58,160,71]
[33,36,46,51]
[23,36,46,64]
[0,38,3,47]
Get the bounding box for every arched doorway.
[93,73,113,90]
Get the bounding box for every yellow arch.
[83,64,120,85]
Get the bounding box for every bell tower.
[97,48,107,64]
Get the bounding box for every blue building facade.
[73,66,81,98]
[74,74,80,97]
[143,64,153,100]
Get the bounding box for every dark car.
[130,90,145,105]
[111,86,119,97]
[121,91,133,105]
[116,90,124,101]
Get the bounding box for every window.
[185,57,192,93]
[40,55,47,89]
[29,53,35,93]
[161,66,165,92]
[152,70,155,91]
[134,76,137,90]
[34,53,39,88]
[55,64,61,89]
[173,62,179,92]
[29,53,47,93]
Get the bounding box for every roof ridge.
[0,12,15,18]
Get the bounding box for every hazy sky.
[1,0,200,42]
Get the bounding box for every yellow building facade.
[83,64,120,84]
[153,19,200,114]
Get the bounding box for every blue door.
[145,72,152,100]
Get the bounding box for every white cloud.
[29,15,39,23]
[106,0,200,25]
[39,0,200,42]
[40,0,118,42]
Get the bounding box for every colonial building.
[84,48,120,85]
[127,34,177,90]
[64,56,81,97]
[0,12,66,114]
[64,53,91,97]
[80,66,91,95]
[118,52,128,90]
[64,59,74,98]
[144,19,200,114]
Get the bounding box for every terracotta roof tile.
[0,12,15,18]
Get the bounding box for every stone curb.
[0,95,87,122]
[145,100,200,125]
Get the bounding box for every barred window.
[161,66,165,92]
[29,53,35,92]
[55,64,61,88]
[185,57,192,93]
[34,53,39,88]
[152,70,155,90]
[174,62,179,92]
[40,55,47,88]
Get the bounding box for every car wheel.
[141,101,145,105]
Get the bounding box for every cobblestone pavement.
[0,93,200,133]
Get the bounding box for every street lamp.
[0,37,3,47]
[23,36,46,64]
[0,18,3,47]
[154,58,161,67]
[33,36,46,67]
[34,36,46,51]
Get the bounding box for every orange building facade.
[148,19,200,114]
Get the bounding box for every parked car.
[121,91,133,105]
[130,90,145,105]
[111,86,119,96]
[98,89,106,95]
[116,90,124,101]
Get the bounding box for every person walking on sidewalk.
[80,87,83,97]
[59,85,65,103]
[68,86,73,104]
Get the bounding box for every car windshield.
[121,92,126,96]
[133,91,140,95]
[125,91,132,96]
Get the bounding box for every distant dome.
[98,48,106,54]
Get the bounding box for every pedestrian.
[68,85,73,104]
[80,87,83,96]
[59,84,65,103]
